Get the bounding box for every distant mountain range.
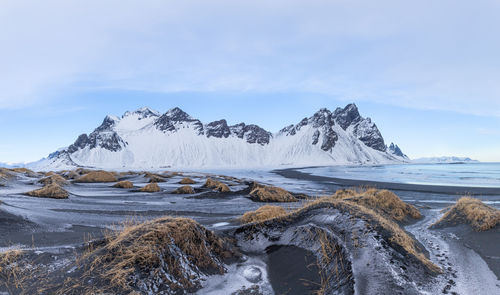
[30,103,408,170]
[412,157,479,164]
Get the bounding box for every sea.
[300,162,500,188]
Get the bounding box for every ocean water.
[300,163,500,188]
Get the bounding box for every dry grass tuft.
[139,183,161,193]
[0,249,30,293]
[61,170,80,180]
[145,173,166,183]
[38,174,68,186]
[249,182,297,202]
[179,177,196,184]
[113,180,134,189]
[25,183,69,199]
[56,217,234,294]
[431,197,500,231]
[172,185,195,194]
[0,168,12,180]
[331,188,422,222]
[10,168,37,176]
[76,171,117,183]
[240,205,287,224]
[203,178,231,193]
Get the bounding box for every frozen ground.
[1,168,499,294]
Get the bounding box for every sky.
[0,0,499,163]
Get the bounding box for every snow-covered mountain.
[30,104,408,170]
[412,156,479,164]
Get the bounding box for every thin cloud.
[0,0,499,116]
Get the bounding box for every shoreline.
[274,167,500,196]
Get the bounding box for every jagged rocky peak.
[353,118,386,152]
[280,108,338,152]
[94,115,119,132]
[205,119,230,138]
[333,103,362,130]
[388,143,407,158]
[154,107,203,133]
[310,108,336,128]
[229,123,272,145]
[165,107,194,121]
[122,107,160,119]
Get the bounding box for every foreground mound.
[172,185,195,194]
[139,183,161,192]
[25,183,69,199]
[431,197,500,231]
[240,205,287,224]
[249,183,297,202]
[235,198,439,294]
[113,180,134,189]
[76,171,117,183]
[203,178,231,193]
[55,217,235,294]
[332,188,422,223]
[38,174,68,186]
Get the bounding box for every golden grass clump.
[62,170,80,180]
[25,183,69,199]
[145,173,166,183]
[179,177,196,184]
[113,180,134,189]
[203,178,231,193]
[240,205,287,224]
[331,188,422,222]
[76,171,117,183]
[38,174,68,186]
[431,197,500,231]
[56,217,233,294]
[0,168,12,180]
[249,182,297,202]
[0,249,29,293]
[172,185,195,194]
[139,183,161,193]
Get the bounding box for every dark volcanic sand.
[265,245,321,295]
[275,167,500,196]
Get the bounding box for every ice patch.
[212,222,230,228]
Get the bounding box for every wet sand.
[275,167,500,196]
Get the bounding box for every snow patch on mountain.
[29,104,408,170]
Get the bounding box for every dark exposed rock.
[67,134,90,153]
[67,131,125,153]
[312,130,320,145]
[353,118,386,151]
[321,127,338,151]
[95,115,118,132]
[229,123,272,145]
[206,119,231,138]
[333,103,362,130]
[122,107,160,119]
[280,109,338,151]
[389,143,407,158]
[154,107,204,134]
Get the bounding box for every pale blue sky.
[0,1,499,163]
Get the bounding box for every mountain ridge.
[30,103,408,170]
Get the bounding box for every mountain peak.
[165,107,192,121]
[388,142,407,158]
[334,103,362,130]
[122,107,160,118]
